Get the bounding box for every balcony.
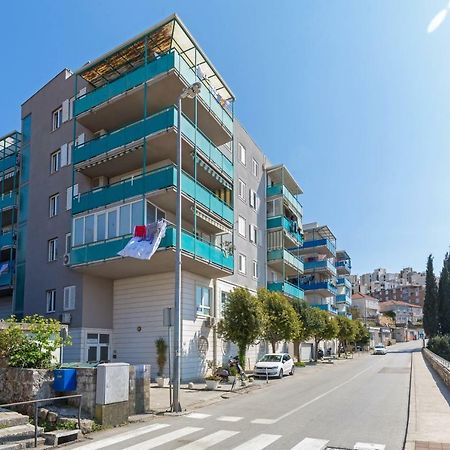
[73,165,233,227]
[0,232,14,249]
[267,215,303,245]
[70,226,233,279]
[0,270,13,288]
[310,303,338,315]
[267,184,303,217]
[75,50,232,146]
[336,277,352,290]
[336,259,351,275]
[73,107,233,181]
[267,249,304,277]
[0,192,16,211]
[336,294,352,306]
[297,238,336,257]
[267,281,304,300]
[303,259,337,276]
[301,281,337,297]
[0,155,17,173]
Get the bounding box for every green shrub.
[294,361,305,367]
[428,334,450,361]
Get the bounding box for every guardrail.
[0,394,82,448]
[424,348,450,369]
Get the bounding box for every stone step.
[43,429,81,447]
[0,424,43,444]
[0,437,46,449]
[0,411,30,428]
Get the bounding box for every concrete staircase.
[0,410,45,449]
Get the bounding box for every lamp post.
[172,81,202,413]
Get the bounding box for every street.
[71,341,420,450]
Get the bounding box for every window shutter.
[60,143,68,167]
[62,99,69,123]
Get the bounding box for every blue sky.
[1,1,450,275]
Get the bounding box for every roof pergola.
[76,14,235,102]
[267,164,303,195]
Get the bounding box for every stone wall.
[67,368,97,417]
[423,348,450,388]
[0,368,54,414]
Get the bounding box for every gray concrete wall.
[222,120,267,292]
[82,275,113,329]
[0,296,12,320]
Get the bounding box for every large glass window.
[119,204,131,235]
[84,215,95,243]
[107,210,117,239]
[74,218,84,246]
[196,285,211,316]
[97,213,106,241]
[131,201,143,230]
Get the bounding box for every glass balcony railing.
[0,192,16,210]
[266,184,303,217]
[301,238,336,256]
[336,277,352,289]
[73,107,233,179]
[0,270,13,287]
[336,294,352,305]
[267,249,304,273]
[0,232,14,248]
[336,259,352,272]
[301,281,337,295]
[267,281,304,300]
[303,259,337,275]
[73,165,233,224]
[311,303,338,314]
[74,50,233,135]
[70,227,233,272]
[0,155,17,173]
[267,215,303,244]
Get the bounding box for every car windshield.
[375,344,384,348]
[260,355,283,362]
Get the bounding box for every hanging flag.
[118,220,167,260]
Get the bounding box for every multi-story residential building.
[374,285,424,306]
[351,292,380,321]
[0,132,20,318]
[335,250,352,318]
[379,300,423,326]
[0,15,309,376]
[296,223,337,314]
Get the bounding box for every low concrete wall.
[423,348,450,388]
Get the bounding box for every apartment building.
[0,14,310,378]
[379,300,423,326]
[296,223,338,314]
[351,292,380,320]
[374,285,424,306]
[335,250,352,318]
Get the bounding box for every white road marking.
[186,412,211,419]
[126,426,203,450]
[73,423,170,449]
[217,416,243,422]
[251,418,277,424]
[273,360,383,423]
[177,430,239,449]
[291,437,329,450]
[354,443,386,450]
[231,433,281,450]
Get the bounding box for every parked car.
[254,353,294,378]
[373,344,387,355]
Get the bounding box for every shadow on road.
[386,347,422,354]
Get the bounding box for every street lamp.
[172,81,202,413]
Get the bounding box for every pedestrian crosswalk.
[73,422,386,450]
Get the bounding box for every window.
[52,107,63,131]
[238,179,246,201]
[249,189,257,210]
[267,198,282,217]
[46,290,56,313]
[50,150,61,174]
[252,158,259,177]
[48,238,57,262]
[249,224,257,244]
[239,143,246,165]
[196,285,211,316]
[63,285,76,311]
[66,184,78,211]
[49,194,59,217]
[252,260,258,279]
[238,253,247,274]
[86,333,110,362]
[238,216,246,237]
[65,233,71,254]
[221,291,229,310]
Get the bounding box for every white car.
[373,344,387,355]
[254,353,294,378]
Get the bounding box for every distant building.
[351,292,379,321]
[373,285,424,306]
[379,300,423,326]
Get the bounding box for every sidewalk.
[405,351,450,449]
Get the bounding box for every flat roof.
[303,223,336,242]
[266,164,303,195]
[76,14,235,101]
[336,250,350,260]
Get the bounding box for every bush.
[294,361,305,367]
[0,315,70,369]
[428,334,450,361]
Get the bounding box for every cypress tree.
[424,254,439,337]
[438,253,450,334]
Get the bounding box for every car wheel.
[278,369,283,379]
[290,365,295,376]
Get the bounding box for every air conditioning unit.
[94,129,107,138]
[92,176,108,188]
[60,313,72,325]
[63,253,70,266]
[204,316,217,328]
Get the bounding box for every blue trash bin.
[53,368,77,392]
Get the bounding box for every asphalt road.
[72,341,420,450]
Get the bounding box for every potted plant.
[204,374,220,390]
[155,337,169,387]
[228,366,238,384]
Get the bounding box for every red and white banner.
[118,220,167,260]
